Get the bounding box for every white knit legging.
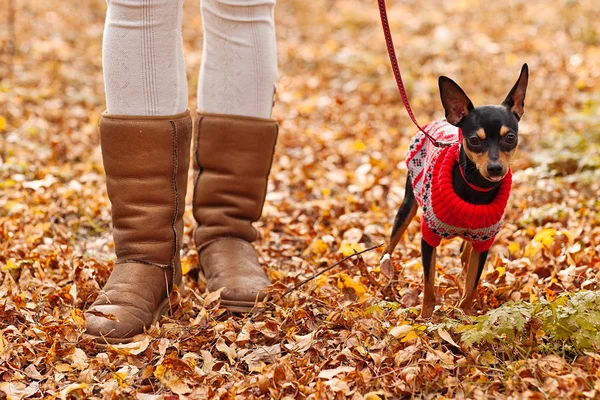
[102,0,277,119]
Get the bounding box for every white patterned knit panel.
[198,0,277,119]
[103,0,188,116]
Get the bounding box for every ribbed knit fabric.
[406,119,512,252]
[103,0,188,116]
[198,0,277,119]
[102,0,277,119]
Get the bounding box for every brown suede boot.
[85,111,192,343]
[193,112,278,312]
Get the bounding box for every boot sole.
[220,299,262,314]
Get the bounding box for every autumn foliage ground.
[1,0,600,399]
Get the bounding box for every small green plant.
[538,290,600,350]
[433,290,600,354]
[460,301,533,346]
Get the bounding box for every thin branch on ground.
[281,243,383,297]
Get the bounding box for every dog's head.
[438,64,529,182]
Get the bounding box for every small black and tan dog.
[381,64,529,318]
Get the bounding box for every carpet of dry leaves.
[1,0,600,399]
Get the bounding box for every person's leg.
[103,0,187,116]
[197,0,277,118]
[85,0,191,343]
[193,0,278,312]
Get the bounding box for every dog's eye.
[504,133,517,144]
[467,137,481,147]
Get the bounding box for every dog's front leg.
[459,241,473,269]
[458,249,488,315]
[420,238,437,318]
[457,241,473,294]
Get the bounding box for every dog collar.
[458,163,497,192]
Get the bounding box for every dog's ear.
[502,63,528,120]
[439,76,474,126]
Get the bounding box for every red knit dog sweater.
[406,119,512,252]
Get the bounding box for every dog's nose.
[487,162,503,177]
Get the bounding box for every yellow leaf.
[530,291,539,303]
[401,330,419,343]
[545,287,557,302]
[154,365,192,395]
[480,350,496,365]
[25,126,38,135]
[524,241,543,257]
[314,274,328,288]
[114,368,128,381]
[298,102,315,114]
[324,39,339,52]
[0,178,16,189]
[154,364,166,378]
[304,238,329,257]
[575,79,587,90]
[181,257,194,275]
[69,309,86,328]
[336,272,366,296]
[495,266,506,278]
[59,383,87,400]
[525,228,559,257]
[267,267,284,281]
[0,116,6,131]
[313,239,328,255]
[352,140,366,152]
[364,393,384,400]
[534,228,557,247]
[339,242,364,257]
[1,260,19,271]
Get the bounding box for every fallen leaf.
[401,330,420,343]
[216,339,237,364]
[437,328,460,347]
[339,242,364,257]
[68,348,89,370]
[545,287,557,302]
[243,344,282,372]
[336,272,367,298]
[154,365,191,395]
[364,392,384,400]
[389,325,412,339]
[0,382,39,400]
[285,331,316,353]
[204,287,225,306]
[59,382,87,400]
[110,336,150,355]
[317,366,355,380]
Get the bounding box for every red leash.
[377,0,456,148]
